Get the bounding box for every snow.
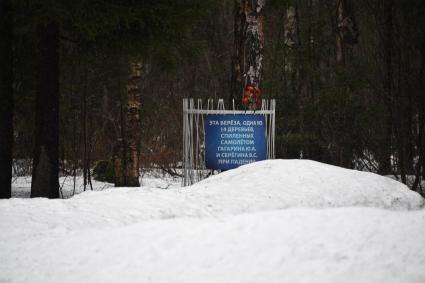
[192,159,424,210]
[11,175,115,198]
[1,159,424,283]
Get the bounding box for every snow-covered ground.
[1,160,424,283]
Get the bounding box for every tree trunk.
[379,0,394,176]
[230,0,244,108]
[335,0,344,66]
[336,0,359,67]
[114,61,142,187]
[283,2,301,95]
[230,0,265,107]
[31,21,60,198]
[0,0,14,199]
[284,5,300,48]
[412,44,425,193]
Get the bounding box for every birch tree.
[231,0,266,107]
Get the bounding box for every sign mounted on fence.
[205,114,267,170]
[182,98,275,186]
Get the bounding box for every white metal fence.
[182,98,276,186]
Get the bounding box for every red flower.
[242,97,250,104]
[255,88,262,95]
[246,85,254,92]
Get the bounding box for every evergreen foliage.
[2,0,424,196]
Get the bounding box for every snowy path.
[1,160,424,282]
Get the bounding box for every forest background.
[1,0,424,198]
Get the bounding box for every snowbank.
[1,159,424,283]
[1,160,423,235]
[192,159,424,210]
[1,208,425,283]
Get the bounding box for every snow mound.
[2,160,422,237]
[1,160,425,283]
[2,208,425,283]
[192,159,424,210]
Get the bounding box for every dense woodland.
[1,0,424,198]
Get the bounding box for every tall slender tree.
[283,2,301,96]
[0,0,14,199]
[335,0,359,67]
[377,0,394,176]
[231,0,266,107]
[31,20,60,198]
[114,60,143,187]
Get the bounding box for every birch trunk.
[231,0,265,107]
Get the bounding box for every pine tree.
[21,0,207,191]
[31,20,60,198]
[114,60,143,187]
[336,0,359,67]
[0,0,14,199]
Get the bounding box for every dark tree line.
[1,0,424,198]
[261,0,425,195]
[1,0,208,198]
[0,0,14,198]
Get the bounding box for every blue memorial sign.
[205,114,267,170]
